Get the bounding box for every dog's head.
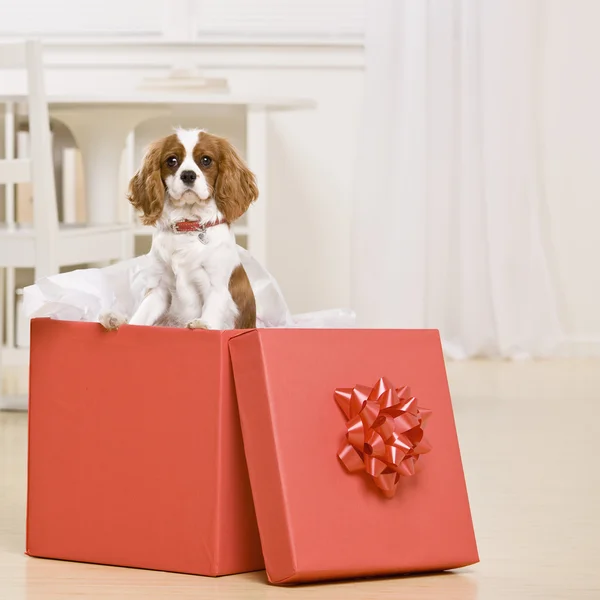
[128,129,258,225]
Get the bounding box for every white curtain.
[352,0,563,358]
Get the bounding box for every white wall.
[542,0,600,350]
[0,0,365,40]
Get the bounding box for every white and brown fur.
[101,128,258,331]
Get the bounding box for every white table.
[1,93,314,264]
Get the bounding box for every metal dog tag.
[197,228,208,244]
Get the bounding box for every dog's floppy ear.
[214,137,259,222]
[128,139,165,226]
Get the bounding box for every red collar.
[170,218,228,233]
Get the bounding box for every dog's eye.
[166,156,178,168]
[200,156,212,167]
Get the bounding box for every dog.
[101,128,258,331]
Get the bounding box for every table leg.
[51,108,168,225]
[245,105,268,266]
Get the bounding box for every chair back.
[0,40,58,240]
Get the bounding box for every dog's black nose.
[180,170,197,185]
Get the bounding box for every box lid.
[229,329,479,584]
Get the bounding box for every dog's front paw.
[99,311,128,331]
[187,319,210,330]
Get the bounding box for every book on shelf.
[62,147,86,223]
[16,130,33,223]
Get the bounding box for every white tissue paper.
[23,247,356,329]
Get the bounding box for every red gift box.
[229,329,479,584]
[26,318,263,576]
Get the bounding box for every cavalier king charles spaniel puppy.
[101,128,258,331]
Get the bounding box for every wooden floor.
[1,360,599,599]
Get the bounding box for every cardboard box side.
[432,331,480,566]
[26,320,228,575]
[25,318,47,556]
[214,331,264,574]
[26,318,93,558]
[269,556,481,584]
[229,331,298,583]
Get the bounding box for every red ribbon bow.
[335,377,432,498]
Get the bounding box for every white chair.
[0,41,131,409]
